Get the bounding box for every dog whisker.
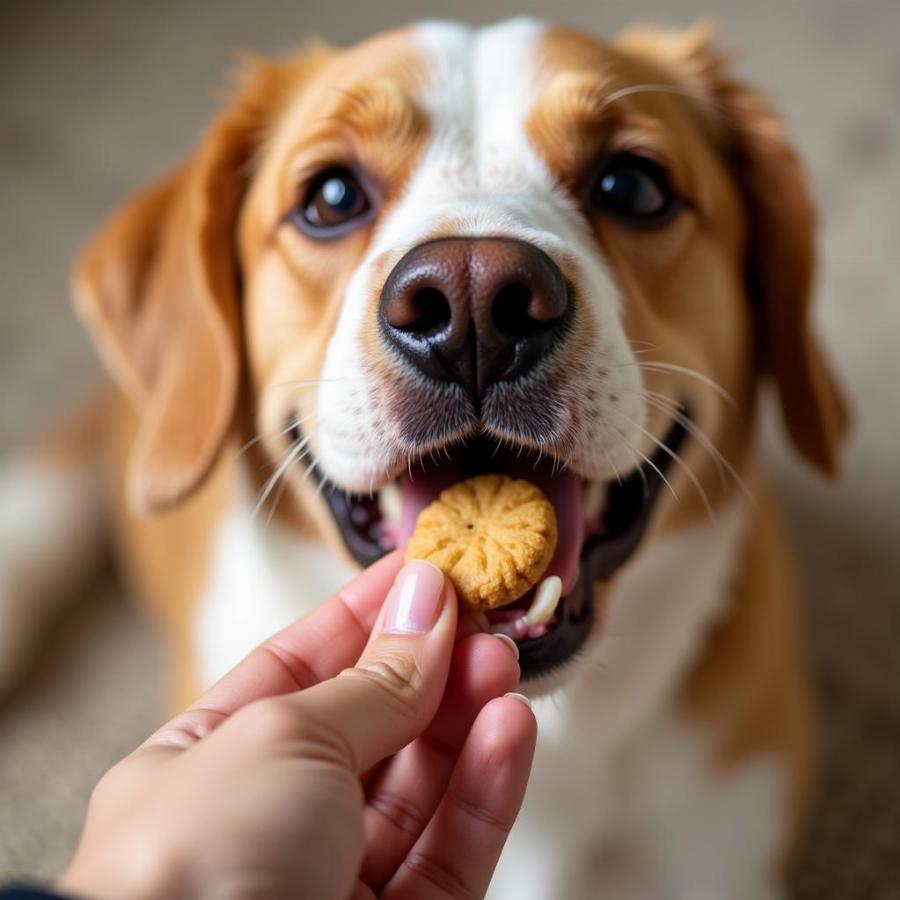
[266,469,294,527]
[268,377,346,389]
[265,440,318,526]
[616,434,653,497]
[635,388,758,507]
[294,449,323,497]
[631,388,724,489]
[599,82,728,117]
[611,406,715,520]
[251,434,312,521]
[640,392,726,489]
[233,412,317,465]
[627,339,660,352]
[635,361,737,407]
[602,446,625,487]
[311,466,332,505]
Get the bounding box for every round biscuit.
[405,474,558,612]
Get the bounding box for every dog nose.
[379,237,570,400]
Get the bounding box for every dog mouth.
[309,417,687,681]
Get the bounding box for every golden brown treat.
[405,474,557,611]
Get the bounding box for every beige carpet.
[1,0,898,895]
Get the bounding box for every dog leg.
[0,399,107,693]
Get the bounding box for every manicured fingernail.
[383,560,445,634]
[493,633,520,661]
[504,691,532,709]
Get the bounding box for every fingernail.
[504,691,532,709]
[383,560,445,634]
[493,633,520,661]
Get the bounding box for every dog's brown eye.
[590,154,679,226]
[294,168,371,236]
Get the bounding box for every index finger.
[189,549,405,717]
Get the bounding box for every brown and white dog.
[0,18,846,898]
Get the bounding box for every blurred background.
[1,0,898,895]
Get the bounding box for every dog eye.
[590,154,679,225]
[294,168,371,235]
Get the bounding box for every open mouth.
[313,416,687,681]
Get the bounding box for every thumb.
[285,560,457,774]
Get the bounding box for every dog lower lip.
[301,413,689,680]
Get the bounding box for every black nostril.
[491,283,553,338]
[379,237,571,401]
[404,287,452,336]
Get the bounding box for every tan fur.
[236,29,431,500]
[69,30,433,704]
[105,393,230,710]
[680,476,818,866]
[614,24,848,473]
[60,22,846,875]
[526,23,843,854]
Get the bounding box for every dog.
[0,18,846,898]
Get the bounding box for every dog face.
[75,20,845,684]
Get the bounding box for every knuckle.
[404,851,477,900]
[88,767,121,811]
[417,729,461,763]
[86,760,152,823]
[239,697,301,746]
[152,707,227,749]
[290,711,360,771]
[447,787,514,835]
[368,789,429,837]
[346,651,425,720]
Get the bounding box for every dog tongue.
[396,461,584,597]
[519,468,584,595]
[396,458,464,547]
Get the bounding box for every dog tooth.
[523,576,562,627]
[377,481,403,524]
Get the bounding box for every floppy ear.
[617,24,848,476]
[73,50,329,514]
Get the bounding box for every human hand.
[57,553,536,900]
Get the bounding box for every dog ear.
[617,23,848,476]
[73,49,331,514]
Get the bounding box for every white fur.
[0,457,101,690]
[196,20,786,896]
[194,473,356,687]
[489,500,785,899]
[0,19,790,898]
[194,469,784,897]
[315,19,645,493]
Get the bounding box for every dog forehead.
[361,18,581,260]
[411,18,549,188]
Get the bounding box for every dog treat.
[405,474,557,611]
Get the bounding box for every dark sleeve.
[0,888,76,899]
